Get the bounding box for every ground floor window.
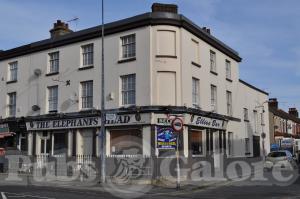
[190,130,204,156]
[0,136,16,149]
[245,138,250,155]
[19,133,27,151]
[110,129,143,155]
[53,132,68,155]
[40,132,51,155]
[228,132,233,156]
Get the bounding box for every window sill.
[6,80,17,84]
[226,78,233,82]
[48,110,58,114]
[191,154,205,158]
[118,57,136,64]
[210,71,218,76]
[245,152,251,155]
[46,72,59,76]
[191,61,201,68]
[78,65,94,71]
[156,55,177,59]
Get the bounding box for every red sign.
[172,117,184,132]
[0,148,5,156]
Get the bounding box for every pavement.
[0,164,299,198]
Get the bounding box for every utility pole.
[100,0,106,184]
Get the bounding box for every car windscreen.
[268,152,286,157]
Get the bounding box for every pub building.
[22,106,234,165]
[0,3,270,170]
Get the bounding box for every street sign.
[172,117,184,132]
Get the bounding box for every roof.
[269,106,300,123]
[0,12,242,62]
[239,79,269,95]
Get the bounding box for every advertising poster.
[157,126,177,149]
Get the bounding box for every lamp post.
[100,0,106,184]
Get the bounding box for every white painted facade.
[0,6,269,159]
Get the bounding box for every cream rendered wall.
[0,26,151,118]
[150,25,269,157]
[237,82,270,156]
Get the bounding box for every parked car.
[264,150,298,171]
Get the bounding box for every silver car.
[264,150,298,171]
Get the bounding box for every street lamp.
[100,0,106,184]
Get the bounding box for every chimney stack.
[269,98,278,109]
[202,27,211,34]
[50,20,73,39]
[289,108,299,118]
[151,3,178,14]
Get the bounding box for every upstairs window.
[226,91,232,116]
[121,74,136,105]
[121,34,136,59]
[81,81,93,109]
[210,50,216,73]
[226,60,231,80]
[192,78,200,108]
[49,52,59,73]
[7,92,16,117]
[210,85,217,112]
[82,44,94,66]
[48,86,58,112]
[8,61,18,81]
[244,108,249,121]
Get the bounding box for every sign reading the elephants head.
[26,117,101,131]
[157,127,177,149]
[189,115,227,130]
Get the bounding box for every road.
[0,170,299,199]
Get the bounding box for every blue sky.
[1,0,300,111]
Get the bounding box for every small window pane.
[82,44,94,66]
[121,34,136,59]
[121,74,136,105]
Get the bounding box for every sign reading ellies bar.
[189,115,227,130]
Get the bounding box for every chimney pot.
[289,107,299,118]
[50,20,73,39]
[269,98,278,109]
[152,3,178,14]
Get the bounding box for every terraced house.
[0,3,270,167]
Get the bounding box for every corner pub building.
[0,3,270,171]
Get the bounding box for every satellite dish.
[32,105,40,111]
[34,69,42,77]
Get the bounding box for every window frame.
[244,108,249,121]
[7,92,17,117]
[192,77,200,108]
[48,85,58,112]
[190,130,206,157]
[48,51,59,74]
[80,80,94,109]
[210,50,217,73]
[120,34,136,60]
[225,59,231,80]
[121,74,136,106]
[210,84,217,112]
[8,61,18,82]
[226,91,232,116]
[81,43,94,67]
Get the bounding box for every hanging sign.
[157,127,177,149]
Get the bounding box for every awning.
[0,132,15,139]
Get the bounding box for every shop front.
[0,120,27,154]
[26,116,101,157]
